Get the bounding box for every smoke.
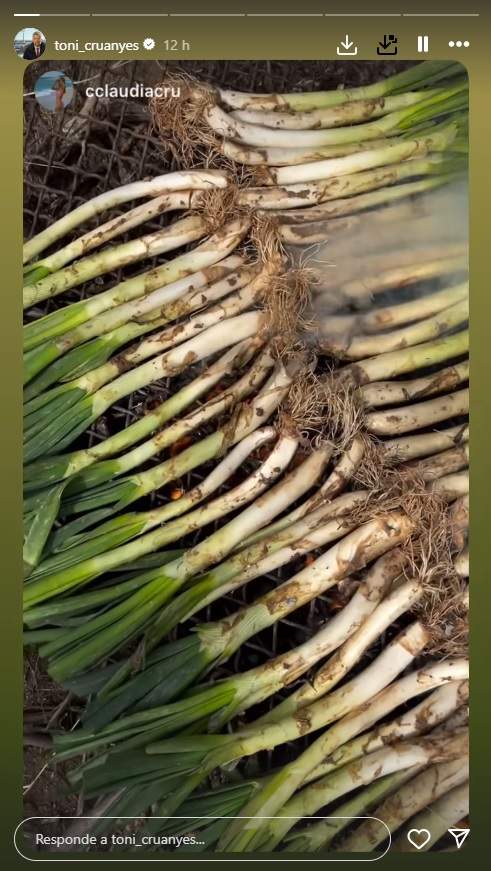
[293,181,469,352]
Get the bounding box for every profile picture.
[14,27,46,61]
[34,71,74,113]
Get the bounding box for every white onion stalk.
[303,437,366,504]
[430,471,469,501]
[131,449,343,649]
[279,222,343,246]
[55,514,391,751]
[229,549,405,722]
[280,215,459,247]
[253,125,457,186]
[29,430,322,634]
[366,388,469,437]
[340,755,469,851]
[23,214,208,309]
[239,156,460,211]
[145,695,468,853]
[361,361,469,408]
[284,724,466,853]
[89,271,265,373]
[99,623,426,823]
[325,299,468,360]
[280,201,452,251]
[306,582,425,697]
[319,197,468,256]
[283,770,417,853]
[283,703,468,852]
[33,492,367,652]
[24,190,205,280]
[204,535,402,731]
[453,547,469,578]
[25,430,300,612]
[47,256,251,353]
[218,136,402,167]
[34,503,359,730]
[50,509,406,712]
[382,424,468,462]
[24,349,279,567]
[217,63,459,111]
[22,169,228,265]
[241,435,367,552]
[207,624,431,850]
[298,681,468,789]
[29,429,279,582]
[344,330,468,386]
[393,781,469,852]
[269,176,455,224]
[449,494,469,551]
[24,219,250,354]
[317,242,468,293]
[404,444,469,482]
[179,513,411,670]
[173,492,369,627]
[322,285,468,341]
[70,666,466,821]
[257,568,422,725]
[231,91,440,131]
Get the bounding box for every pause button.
[417,35,429,53]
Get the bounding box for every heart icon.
[407,828,431,850]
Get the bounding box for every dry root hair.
[418,576,469,658]
[347,445,468,656]
[264,268,318,356]
[150,72,220,168]
[150,71,257,183]
[196,185,247,235]
[277,366,369,464]
[319,369,366,453]
[278,368,327,445]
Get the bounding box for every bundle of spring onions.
[23,208,312,570]
[45,467,467,833]
[60,646,469,842]
[22,60,469,854]
[24,280,275,463]
[151,62,468,232]
[115,686,468,851]
[23,170,230,304]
